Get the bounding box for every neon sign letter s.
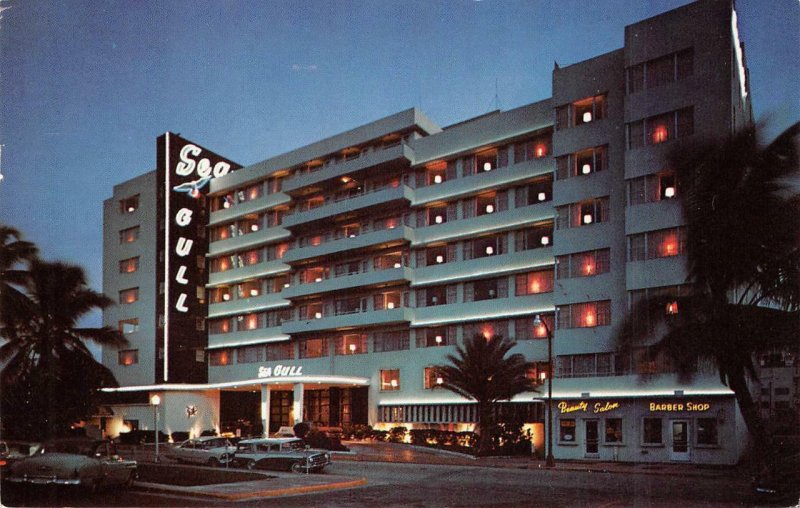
[175,144,202,176]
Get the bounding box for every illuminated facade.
[100,0,753,464]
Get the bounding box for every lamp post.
[150,394,161,463]
[533,314,555,468]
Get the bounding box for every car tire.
[246,459,256,470]
[124,471,136,487]
[290,461,305,474]
[208,457,220,468]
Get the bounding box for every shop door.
[585,420,599,455]
[670,420,690,461]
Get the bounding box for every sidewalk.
[336,441,742,479]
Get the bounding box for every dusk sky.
[1,0,798,328]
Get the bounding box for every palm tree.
[616,122,800,451]
[435,333,537,455]
[0,259,128,440]
[0,224,38,330]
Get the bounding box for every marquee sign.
[558,400,621,414]
[648,401,711,412]
[157,133,241,383]
[258,365,304,378]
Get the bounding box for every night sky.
[1,0,798,329]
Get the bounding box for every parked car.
[6,438,136,491]
[0,440,41,477]
[169,436,235,467]
[232,437,331,473]
[752,452,800,502]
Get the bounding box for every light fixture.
[483,162,492,171]
[250,289,259,297]
[435,255,444,263]
[585,312,595,326]
[349,343,357,352]
[538,192,546,201]
[436,377,444,385]
[387,302,395,309]
[393,262,402,269]
[434,215,443,224]
[583,214,593,224]
[433,174,443,184]
[540,236,550,246]
[250,224,259,232]
[664,186,675,198]
[485,204,495,214]
[536,145,545,157]
[284,283,291,288]
[222,293,231,301]
[531,281,541,293]
[585,263,594,275]
[582,164,592,174]
[666,301,679,315]
[349,234,356,238]
[315,277,323,282]
[583,112,592,123]
[390,379,398,387]
[431,296,438,304]
[435,335,443,344]
[223,200,231,209]
[341,176,352,183]
[485,246,494,255]
[128,206,135,213]
[314,312,322,319]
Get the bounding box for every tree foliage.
[1,226,126,440]
[435,334,537,454]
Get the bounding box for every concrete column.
[260,385,271,437]
[293,383,305,424]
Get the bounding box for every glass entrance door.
[670,420,690,461]
[585,420,599,455]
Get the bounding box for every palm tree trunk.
[727,368,769,454]
[477,403,494,456]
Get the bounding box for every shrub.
[303,428,349,451]
[388,426,407,443]
[200,429,217,437]
[293,421,311,439]
[341,424,372,440]
[116,429,168,445]
[371,430,388,442]
[170,431,190,443]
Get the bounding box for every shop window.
[237,345,264,364]
[118,349,138,366]
[337,334,367,355]
[642,418,663,444]
[209,349,232,366]
[119,226,139,244]
[120,195,139,214]
[559,419,576,442]
[118,318,139,334]
[696,418,718,445]
[380,369,401,391]
[300,338,329,359]
[424,367,444,389]
[605,418,623,443]
[119,288,138,304]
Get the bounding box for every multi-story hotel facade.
[99,0,754,465]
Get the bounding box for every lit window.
[120,195,139,214]
[118,349,138,366]
[424,367,443,389]
[559,419,576,442]
[381,369,401,391]
[300,338,329,359]
[118,318,139,334]
[119,226,139,244]
[209,349,232,366]
[119,288,139,304]
[337,334,367,355]
[476,150,497,173]
[666,301,679,315]
[118,256,139,274]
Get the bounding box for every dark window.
[643,418,662,444]
[605,418,623,443]
[697,418,718,445]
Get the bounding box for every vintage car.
[6,438,136,491]
[168,436,236,467]
[0,440,41,476]
[231,437,331,473]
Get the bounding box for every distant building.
[98,0,753,465]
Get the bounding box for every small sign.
[649,401,711,412]
[558,400,621,414]
[258,364,304,378]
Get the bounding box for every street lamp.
[150,394,161,463]
[533,314,555,468]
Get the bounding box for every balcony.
[413,204,554,246]
[208,227,291,257]
[208,325,288,350]
[282,225,413,265]
[283,185,414,230]
[282,307,413,334]
[282,266,412,300]
[626,255,688,290]
[208,260,290,286]
[208,193,291,226]
[625,199,683,235]
[414,248,553,287]
[208,292,289,318]
[413,157,553,206]
[412,294,554,328]
[282,144,414,194]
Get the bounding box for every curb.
[134,477,368,501]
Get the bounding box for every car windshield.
[205,438,229,448]
[42,441,96,457]
[286,440,304,451]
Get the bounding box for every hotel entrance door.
[670,420,690,461]
[585,420,599,455]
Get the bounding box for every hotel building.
[99,0,753,464]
